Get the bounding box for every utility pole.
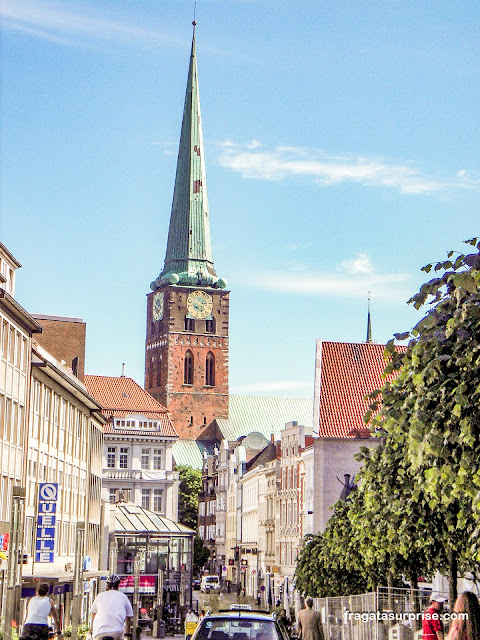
[4,486,26,640]
[132,551,144,640]
[109,539,117,577]
[71,523,85,640]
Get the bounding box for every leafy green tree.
[194,535,210,575]
[176,465,201,529]
[361,238,480,605]
[296,239,480,605]
[296,500,370,597]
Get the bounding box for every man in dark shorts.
[423,593,447,640]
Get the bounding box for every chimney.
[72,356,79,378]
[121,363,126,377]
[344,474,351,486]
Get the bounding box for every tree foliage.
[296,501,370,597]
[296,239,480,603]
[176,465,202,530]
[194,535,210,575]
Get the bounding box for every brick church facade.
[145,25,229,440]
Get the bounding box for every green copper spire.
[151,24,227,291]
[366,293,373,343]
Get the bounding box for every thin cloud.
[255,272,410,301]
[218,143,480,195]
[233,380,312,394]
[1,0,182,49]
[241,253,412,302]
[0,0,263,64]
[340,252,374,275]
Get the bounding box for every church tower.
[145,25,229,440]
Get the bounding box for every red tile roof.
[317,341,406,439]
[84,375,177,437]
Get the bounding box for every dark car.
[191,608,289,640]
[193,578,201,590]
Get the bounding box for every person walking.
[296,598,324,640]
[90,575,133,640]
[423,593,447,640]
[22,583,61,640]
[447,592,480,640]
[278,609,292,636]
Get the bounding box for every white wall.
[313,437,378,532]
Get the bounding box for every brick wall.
[145,286,229,439]
[32,315,86,381]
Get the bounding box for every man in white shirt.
[90,575,133,640]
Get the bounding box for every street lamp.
[71,523,85,639]
[4,486,26,640]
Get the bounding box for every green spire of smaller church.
[366,293,373,343]
[151,24,227,292]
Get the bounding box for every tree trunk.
[408,571,421,631]
[387,571,394,616]
[448,550,458,610]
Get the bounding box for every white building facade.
[84,375,179,522]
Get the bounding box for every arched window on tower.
[205,351,215,387]
[184,350,194,385]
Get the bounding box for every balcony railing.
[104,470,142,480]
[103,469,178,481]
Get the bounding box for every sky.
[1,0,480,399]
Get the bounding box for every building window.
[107,447,116,468]
[141,489,151,510]
[205,352,215,386]
[205,318,215,333]
[141,448,150,469]
[109,489,117,503]
[153,449,163,470]
[153,489,163,512]
[184,317,195,332]
[119,447,128,469]
[184,350,194,385]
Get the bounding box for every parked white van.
[200,575,220,592]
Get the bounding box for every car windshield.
[206,577,218,583]
[196,618,279,640]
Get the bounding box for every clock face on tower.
[152,291,164,321]
[187,290,213,319]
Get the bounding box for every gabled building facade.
[24,343,105,586]
[84,375,179,521]
[311,340,405,532]
[277,422,313,589]
[0,243,42,534]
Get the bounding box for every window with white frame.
[141,448,150,469]
[109,488,117,503]
[107,447,116,468]
[119,447,128,469]
[153,449,163,469]
[141,489,151,510]
[153,489,163,512]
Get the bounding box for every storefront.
[111,502,195,626]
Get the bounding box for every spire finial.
[193,2,197,29]
[366,292,373,343]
